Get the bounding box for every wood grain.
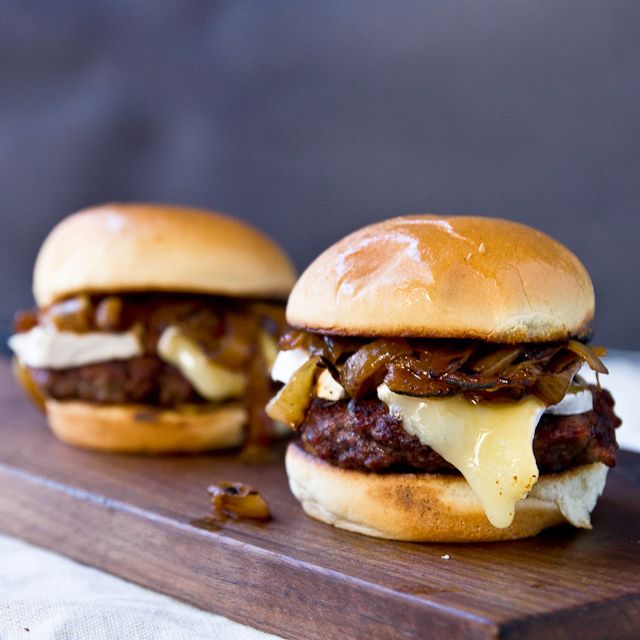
[0,359,638,639]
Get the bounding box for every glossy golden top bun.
[287,215,594,342]
[286,443,608,542]
[34,203,296,307]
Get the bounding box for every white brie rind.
[316,370,347,401]
[271,348,347,401]
[8,326,142,369]
[546,388,593,415]
[157,326,245,402]
[271,348,310,384]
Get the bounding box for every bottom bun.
[285,442,608,542]
[45,399,246,453]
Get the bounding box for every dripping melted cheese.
[157,326,246,402]
[377,384,545,528]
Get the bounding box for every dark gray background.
[1,1,638,348]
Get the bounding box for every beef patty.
[299,385,620,474]
[30,357,204,407]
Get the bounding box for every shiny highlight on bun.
[287,215,594,342]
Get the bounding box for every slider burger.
[267,216,621,542]
[9,203,296,453]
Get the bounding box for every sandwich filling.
[9,293,286,447]
[267,330,620,528]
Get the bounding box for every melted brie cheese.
[377,384,545,528]
[316,369,347,401]
[271,349,347,401]
[8,326,142,369]
[546,389,592,415]
[271,348,310,384]
[157,326,246,402]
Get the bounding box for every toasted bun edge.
[285,442,608,542]
[45,399,246,453]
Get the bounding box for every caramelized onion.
[316,335,355,362]
[384,362,453,397]
[95,296,123,330]
[207,313,256,368]
[208,482,271,521]
[279,330,361,364]
[534,371,575,406]
[266,356,321,428]
[467,346,522,375]
[13,309,38,333]
[41,295,93,332]
[567,340,608,374]
[340,340,413,399]
[278,331,610,408]
[279,329,313,351]
[423,343,476,375]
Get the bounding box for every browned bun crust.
[34,203,296,306]
[286,443,608,542]
[287,216,594,342]
[45,399,246,453]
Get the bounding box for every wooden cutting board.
[0,358,638,640]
